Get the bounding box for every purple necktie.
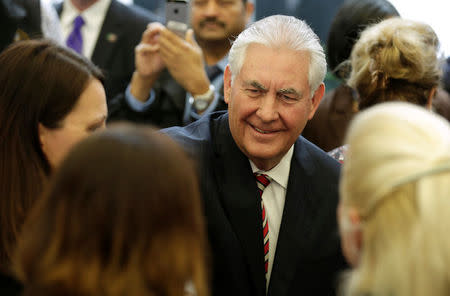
[66,15,85,54]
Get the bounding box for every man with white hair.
[164,15,347,296]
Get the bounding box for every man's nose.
[204,1,220,16]
[256,94,279,122]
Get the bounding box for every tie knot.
[73,15,85,28]
[255,173,271,191]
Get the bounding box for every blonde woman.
[338,102,450,296]
[328,17,442,162]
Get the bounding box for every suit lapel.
[267,139,316,296]
[211,115,266,296]
[91,0,121,70]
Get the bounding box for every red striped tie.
[255,173,271,277]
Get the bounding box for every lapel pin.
[106,33,118,43]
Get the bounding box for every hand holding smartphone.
[166,0,190,38]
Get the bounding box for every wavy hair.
[347,18,441,110]
[0,39,103,270]
[340,102,450,296]
[14,124,209,296]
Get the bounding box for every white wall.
[390,0,449,57]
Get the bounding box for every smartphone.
[166,0,190,37]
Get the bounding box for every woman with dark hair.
[0,39,107,271]
[14,125,208,296]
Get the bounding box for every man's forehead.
[241,79,303,96]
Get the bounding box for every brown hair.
[14,124,209,296]
[347,18,441,110]
[0,39,103,270]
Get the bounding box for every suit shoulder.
[163,118,210,143]
[162,112,228,157]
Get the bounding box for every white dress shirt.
[40,0,63,44]
[250,145,294,290]
[60,0,111,59]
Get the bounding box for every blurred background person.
[108,0,254,127]
[255,0,343,45]
[302,0,399,152]
[14,125,208,296]
[134,0,164,18]
[444,57,450,93]
[0,40,107,274]
[303,0,450,154]
[1,0,62,52]
[325,17,443,162]
[57,0,161,100]
[338,102,450,296]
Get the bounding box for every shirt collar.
[250,145,294,189]
[62,0,111,29]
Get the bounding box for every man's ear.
[223,65,232,104]
[308,83,325,120]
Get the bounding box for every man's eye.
[245,89,261,97]
[279,94,298,102]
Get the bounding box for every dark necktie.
[255,173,271,277]
[66,15,85,54]
[206,65,222,82]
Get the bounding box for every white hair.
[228,15,326,95]
[340,102,450,296]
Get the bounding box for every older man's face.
[190,0,253,43]
[224,44,324,170]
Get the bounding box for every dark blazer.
[57,0,160,100]
[108,69,190,127]
[164,111,347,296]
[1,0,42,52]
[0,272,22,296]
[107,69,227,128]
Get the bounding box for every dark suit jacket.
[107,69,227,128]
[108,69,191,127]
[0,272,22,296]
[164,111,347,296]
[1,0,42,52]
[57,0,160,100]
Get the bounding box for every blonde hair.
[347,18,441,110]
[339,102,450,296]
